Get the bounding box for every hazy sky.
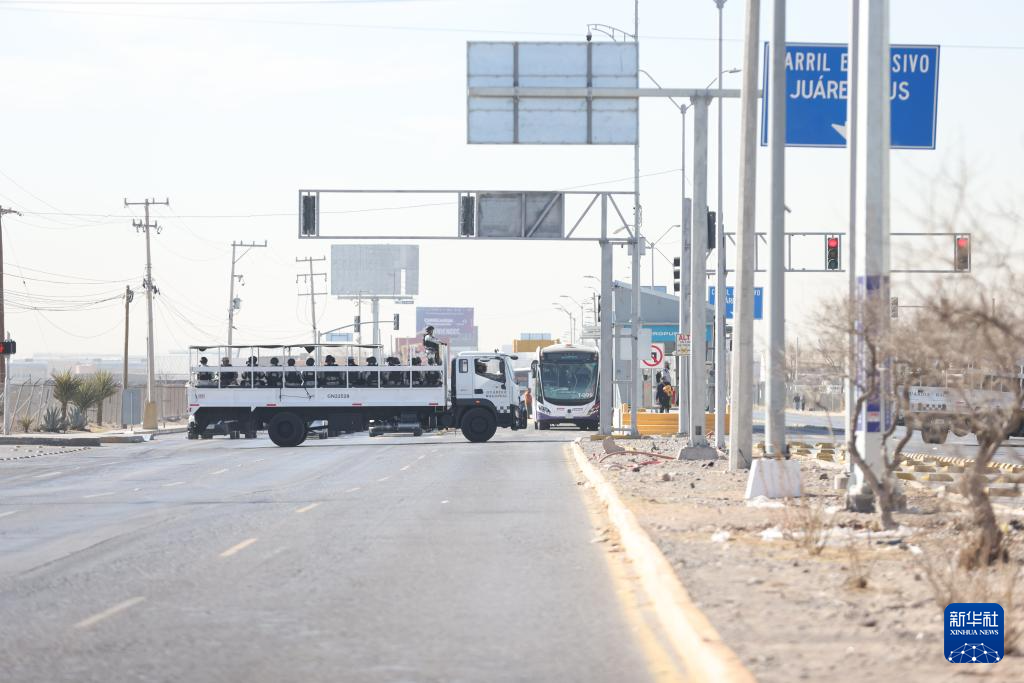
[1,0,1022,360]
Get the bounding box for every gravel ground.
[578,435,1024,682]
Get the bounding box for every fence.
[1,381,188,431]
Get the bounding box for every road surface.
[0,429,667,682]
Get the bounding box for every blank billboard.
[331,245,419,296]
[467,41,638,145]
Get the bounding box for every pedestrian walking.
[656,379,672,413]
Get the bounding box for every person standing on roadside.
[656,378,672,413]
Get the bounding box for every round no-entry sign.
[643,344,664,367]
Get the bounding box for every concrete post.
[685,96,710,448]
[845,0,861,477]
[765,0,787,457]
[728,0,761,471]
[848,0,892,509]
[678,105,691,437]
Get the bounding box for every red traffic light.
[827,237,839,248]
[0,340,15,355]
[956,237,969,248]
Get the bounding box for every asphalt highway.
[0,429,663,683]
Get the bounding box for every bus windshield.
[539,352,598,405]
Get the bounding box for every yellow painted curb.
[570,441,756,683]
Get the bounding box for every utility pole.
[728,0,761,471]
[766,0,787,457]
[296,256,327,341]
[0,206,22,397]
[124,197,168,430]
[121,285,133,428]
[845,0,861,480]
[713,0,729,450]
[227,240,267,346]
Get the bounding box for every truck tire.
[921,422,948,445]
[460,408,497,443]
[268,412,306,447]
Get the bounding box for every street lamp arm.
[638,69,685,111]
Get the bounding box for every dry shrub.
[783,497,837,556]
[842,537,876,590]
[916,533,1023,654]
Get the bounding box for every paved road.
[753,409,1024,466]
[0,429,661,682]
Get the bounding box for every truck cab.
[452,352,526,441]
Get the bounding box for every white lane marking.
[210,468,229,475]
[0,510,19,519]
[83,492,115,499]
[417,455,426,461]
[400,465,411,471]
[377,476,390,482]
[254,458,265,463]
[34,471,63,479]
[295,502,320,514]
[162,481,186,487]
[219,538,258,558]
[74,597,146,629]
[345,487,361,493]
[441,500,450,504]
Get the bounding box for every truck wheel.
[268,412,306,447]
[461,408,497,443]
[921,423,948,445]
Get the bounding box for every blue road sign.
[760,43,940,149]
[708,286,763,320]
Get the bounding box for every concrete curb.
[0,436,103,447]
[570,440,756,683]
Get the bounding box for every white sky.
[1,0,1022,359]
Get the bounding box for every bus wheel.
[461,408,497,443]
[268,412,306,447]
[538,421,550,431]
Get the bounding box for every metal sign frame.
[297,189,634,243]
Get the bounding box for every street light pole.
[713,0,729,449]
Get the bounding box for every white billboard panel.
[467,41,638,145]
[330,244,419,296]
[475,192,564,239]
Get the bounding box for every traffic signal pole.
[599,195,614,435]
[848,0,892,510]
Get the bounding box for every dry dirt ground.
[576,436,1024,683]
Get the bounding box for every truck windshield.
[539,357,598,405]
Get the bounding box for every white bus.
[532,344,600,431]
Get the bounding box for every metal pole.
[600,194,614,435]
[678,106,691,437]
[714,0,728,449]
[687,96,710,446]
[845,0,861,477]
[2,342,9,436]
[0,206,20,399]
[728,0,761,470]
[371,297,380,347]
[766,0,787,457]
[628,10,642,437]
[848,0,892,509]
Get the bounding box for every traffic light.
[0,340,16,355]
[459,195,475,236]
[707,210,717,250]
[301,194,317,236]
[825,234,841,271]
[673,256,681,293]
[354,315,361,327]
[596,295,601,323]
[890,297,899,320]
[954,234,971,272]
[393,313,400,330]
